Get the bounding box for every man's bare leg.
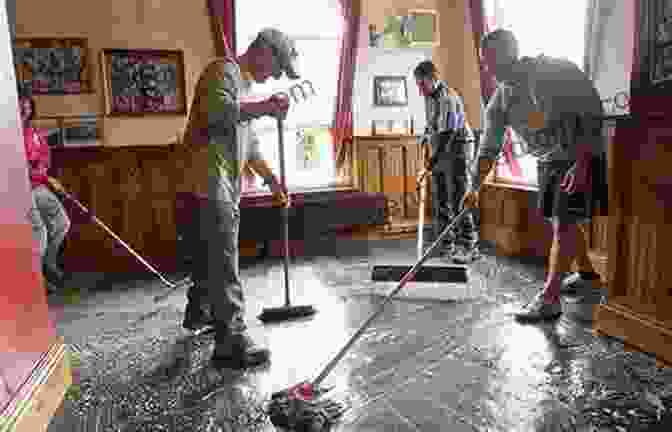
[573,224,597,273]
[543,221,580,302]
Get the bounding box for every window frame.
[235,3,343,192]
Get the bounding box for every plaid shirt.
[23,126,50,189]
[424,80,472,137]
[423,80,475,162]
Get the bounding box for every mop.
[371,132,471,284]
[258,82,318,323]
[46,177,194,302]
[265,163,494,431]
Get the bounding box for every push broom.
[46,177,194,302]
[265,163,494,431]
[371,133,471,284]
[258,86,318,324]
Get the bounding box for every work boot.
[451,244,481,265]
[514,292,562,322]
[182,301,215,335]
[560,272,600,294]
[211,332,270,370]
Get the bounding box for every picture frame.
[61,116,103,147]
[406,9,440,47]
[12,37,92,94]
[373,76,408,107]
[33,115,103,148]
[101,49,187,116]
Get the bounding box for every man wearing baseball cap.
[181,28,300,370]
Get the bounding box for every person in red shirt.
[20,91,71,293]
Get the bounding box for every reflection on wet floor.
[48,240,672,431]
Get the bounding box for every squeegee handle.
[311,205,472,387]
[312,159,495,388]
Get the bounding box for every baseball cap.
[256,28,300,80]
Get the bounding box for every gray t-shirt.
[184,59,264,205]
[478,56,604,170]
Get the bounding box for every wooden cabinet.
[595,116,672,365]
[353,135,429,233]
[594,0,672,366]
[51,145,183,274]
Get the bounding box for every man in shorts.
[462,29,606,321]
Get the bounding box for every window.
[235,1,342,191]
[484,0,588,187]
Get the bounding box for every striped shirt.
[424,80,475,160]
[478,55,604,167]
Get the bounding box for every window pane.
[236,0,341,190]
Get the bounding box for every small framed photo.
[373,76,408,107]
[61,116,103,147]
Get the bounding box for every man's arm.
[471,86,509,190]
[243,129,276,184]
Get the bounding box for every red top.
[23,126,50,189]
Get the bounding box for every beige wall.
[361,0,482,129]
[15,0,217,147]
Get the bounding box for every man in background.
[414,60,480,264]
[182,28,299,370]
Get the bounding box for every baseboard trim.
[595,298,672,367]
[0,338,70,432]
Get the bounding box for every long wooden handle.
[417,174,427,260]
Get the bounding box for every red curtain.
[331,0,360,183]
[208,0,236,58]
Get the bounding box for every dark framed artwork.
[33,115,103,147]
[62,116,103,147]
[101,49,187,116]
[373,76,408,106]
[12,38,92,94]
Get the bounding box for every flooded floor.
[47,239,672,431]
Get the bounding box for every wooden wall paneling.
[365,145,382,193]
[606,118,630,298]
[404,140,421,219]
[383,143,405,220]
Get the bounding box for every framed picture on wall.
[406,9,439,47]
[61,116,103,147]
[373,76,408,106]
[101,49,187,116]
[12,38,92,94]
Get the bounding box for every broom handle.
[311,161,493,388]
[417,174,427,261]
[311,206,471,387]
[277,116,291,307]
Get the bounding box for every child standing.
[414,61,479,263]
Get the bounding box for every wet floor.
[47,239,672,431]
